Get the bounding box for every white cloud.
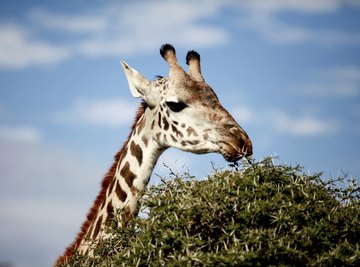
[296,66,360,98]
[0,24,69,69]
[28,8,108,33]
[233,106,340,137]
[0,125,42,143]
[53,98,138,127]
[238,13,313,44]
[235,0,340,14]
[271,111,339,136]
[0,1,229,68]
[71,1,229,57]
[1,0,359,69]
[234,0,360,45]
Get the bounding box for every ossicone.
[160,43,185,79]
[186,50,200,65]
[186,50,204,82]
[160,44,176,61]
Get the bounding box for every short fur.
[55,102,147,266]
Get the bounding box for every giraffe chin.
[223,154,243,162]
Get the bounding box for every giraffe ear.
[121,60,151,98]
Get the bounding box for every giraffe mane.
[56,101,147,264]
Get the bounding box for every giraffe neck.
[55,104,166,265]
[78,107,164,253]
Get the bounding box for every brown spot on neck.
[115,182,127,202]
[120,161,137,188]
[130,141,143,166]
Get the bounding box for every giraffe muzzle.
[219,131,253,162]
[220,142,252,162]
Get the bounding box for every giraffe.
[55,44,252,265]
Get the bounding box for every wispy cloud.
[234,0,360,45]
[53,98,138,127]
[271,110,339,136]
[0,1,229,69]
[28,8,108,33]
[0,0,359,69]
[0,125,42,143]
[233,106,340,137]
[295,66,360,98]
[74,1,228,57]
[0,24,69,69]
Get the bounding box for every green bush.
[65,158,360,266]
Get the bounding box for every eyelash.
[165,101,188,112]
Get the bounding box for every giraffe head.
[121,44,252,162]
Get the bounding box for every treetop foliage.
[62,157,360,267]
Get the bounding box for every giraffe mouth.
[219,141,252,162]
[223,152,243,162]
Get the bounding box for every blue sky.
[0,1,359,266]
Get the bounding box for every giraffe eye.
[166,101,187,112]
